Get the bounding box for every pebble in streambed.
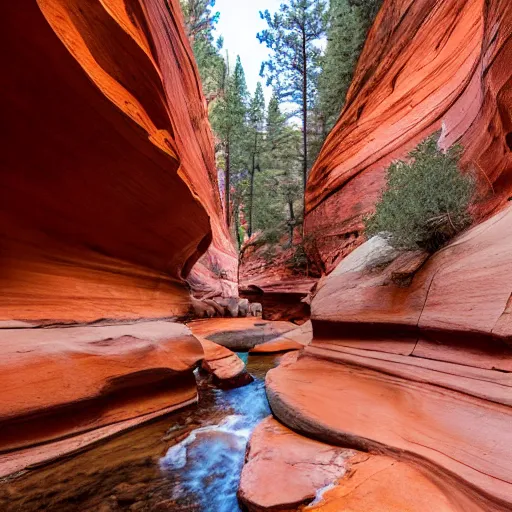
[160,372,271,512]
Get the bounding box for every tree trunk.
[301,25,308,194]
[287,197,295,246]
[225,139,231,227]
[248,152,255,237]
[234,201,242,249]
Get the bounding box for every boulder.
[239,416,355,511]
[213,297,240,318]
[197,337,253,389]
[249,302,263,317]
[191,297,216,318]
[238,298,250,317]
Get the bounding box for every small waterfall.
[159,364,272,512]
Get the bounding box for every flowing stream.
[0,354,280,512]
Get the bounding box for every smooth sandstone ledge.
[266,354,512,510]
[187,317,297,351]
[0,396,196,480]
[0,320,202,474]
[239,416,480,512]
[249,321,313,354]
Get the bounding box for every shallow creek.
[0,354,281,512]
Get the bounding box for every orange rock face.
[197,336,254,388]
[0,0,234,323]
[239,232,318,321]
[0,321,202,476]
[305,0,512,273]
[239,417,479,512]
[265,208,512,510]
[249,320,312,354]
[187,317,297,351]
[0,0,237,478]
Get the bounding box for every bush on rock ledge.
[366,135,475,252]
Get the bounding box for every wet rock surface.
[239,416,356,511]
[0,355,282,512]
[263,207,512,511]
[0,321,203,478]
[198,337,254,389]
[239,417,476,512]
[187,318,297,351]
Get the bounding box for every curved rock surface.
[249,320,312,354]
[197,336,253,388]
[187,318,297,351]
[0,0,237,478]
[0,321,202,477]
[312,205,512,367]
[0,0,234,323]
[266,207,512,510]
[239,416,356,511]
[305,0,512,273]
[240,417,480,512]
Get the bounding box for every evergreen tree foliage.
[210,55,249,226]
[257,0,327,190]
[318,0,363,131]
[348,0,382,34]
[366,136,475,252]
[247,82,266,237]
[257,92,302,244]
[179,0,383,265]
[180,0,225,102]
[318,0,383,133]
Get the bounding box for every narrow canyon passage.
[1,0,512,511]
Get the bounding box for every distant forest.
[180,0,382,248]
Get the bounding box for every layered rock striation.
[265,207,512,510]
[0,0,235,323]
[0,0,235,477]
[243,1,512,509]
[239,231,318,322]
[305,0,512,273]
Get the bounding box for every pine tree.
[258,92,302,244]
[318,0,383,131]
[247,82,266,236]
[318,0,362,131]
[210,55,249,227]
[257,0,327,192]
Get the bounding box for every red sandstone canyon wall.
[249,2,512,509]
[305,0,512,274]
[0,0,236,323]
[239,231,318,322]
[0,0,237,476]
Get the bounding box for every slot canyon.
[0,0,511,511]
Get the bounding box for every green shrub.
[365,135,475,252]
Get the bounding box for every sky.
[212,0,283,103]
